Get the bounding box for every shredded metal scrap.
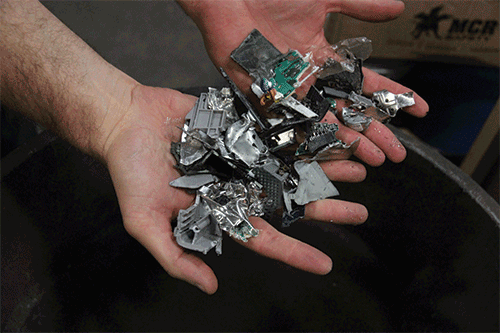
[170,30,414,255]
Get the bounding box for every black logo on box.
[412,5,498,41]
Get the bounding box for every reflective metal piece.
[225,115,267,167]
[334,37,373,62]
[169,174,218,189]
[349,91,374,108]
[372,90,415,117]
[200,182,260,242]
[179,131,208,166]
[267,118,284,127]
[289,161,339,205]
[394,92,415,109]
[337,107,373,132]
[268,128,295,152]
[323,86,350,99]
[247,181,265,217]
[331,37,372,74]
[280,96,318,118]
[207,87,239,125]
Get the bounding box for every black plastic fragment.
[316,58,364,94]
[252,165,285,220]
[282,205,305,227]
[230,29,282,78]
[220,68,268,131]
[303,86,332,121]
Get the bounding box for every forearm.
[0,0,138,159]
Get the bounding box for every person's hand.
[0,0,368,296]
[102,84,369,294]
[179,0,430,166]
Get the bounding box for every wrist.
[88,72,140,162]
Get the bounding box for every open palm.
[104,84,368,294]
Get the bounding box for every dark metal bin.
[2,117,498,332]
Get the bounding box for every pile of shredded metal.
[170,30,415,255]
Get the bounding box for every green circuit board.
[269,50,310,99]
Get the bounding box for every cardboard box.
[325,1,499,67]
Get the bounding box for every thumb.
[124,214,219,294]
[327,0,405,22]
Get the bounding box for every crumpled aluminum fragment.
[348,91,374,108]
[288,160,339,205]
[337,107,373,132]
[207,87,239,124]
[179,130,208,166]
[200,182,260,243]
[267,117,284,127]
[247,181,265,217]
[372,90,415,117]
[334,37,373,62]
[332,37,372,73]
[225,114,268,167]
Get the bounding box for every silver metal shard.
[289,161,339,205]
[338,107,373,132]
[169,174,218,189]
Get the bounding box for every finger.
[322,112,386,166]
[362,67,429,117]
[327,0,405,22]
[305,199,368,225]
[240,217,333,275]
[362,120,406,163]
[319,159,367,182]
[124,214,218,294]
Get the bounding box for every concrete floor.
[42,1,226,89]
